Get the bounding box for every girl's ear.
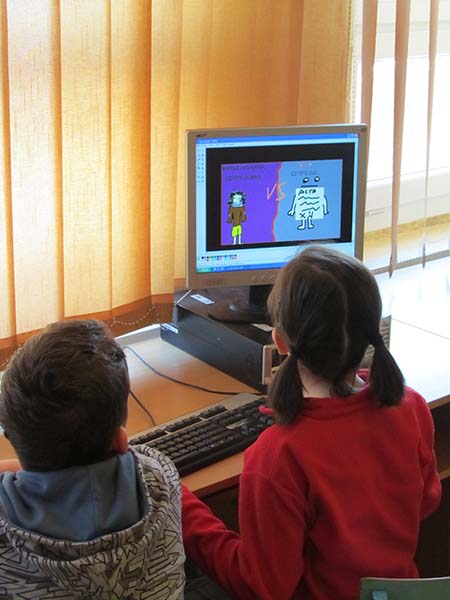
[272,327,290,356]
[111,426,129,454]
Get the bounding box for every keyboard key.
[199,405,227,418]
[133,429,167,444]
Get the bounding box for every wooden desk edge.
[183,471,241,497]
[429,394,450,410]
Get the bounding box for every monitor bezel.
[186,123,368,290]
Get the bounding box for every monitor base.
[207,284,272,325]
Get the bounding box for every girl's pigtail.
[268,353,304,424]
[369,336,404,407]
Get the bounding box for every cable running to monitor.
[123,345,249,396]
[129,388,156,426]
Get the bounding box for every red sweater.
[182,382,441,600]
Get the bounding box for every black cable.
[123,344,250,396]
[129,388,156,427]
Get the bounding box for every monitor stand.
[207,284,272,325]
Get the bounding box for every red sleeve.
[414,391,442,519]
[182,446,310,600]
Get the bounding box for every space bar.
[174,435,258,477]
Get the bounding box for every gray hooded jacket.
[0,445,185,599]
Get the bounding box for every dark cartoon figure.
[227,191,247,244]
[288,176,328,230]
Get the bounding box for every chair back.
[360,576,450,600]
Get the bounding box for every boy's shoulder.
[0,446,185,599]
[130,444,181,494]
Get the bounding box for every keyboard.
[129,393,273,476]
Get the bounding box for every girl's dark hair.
[267,245,404,424]
[0,319,129,471]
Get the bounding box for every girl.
[182,245,441,600]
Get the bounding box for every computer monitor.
[186,123,367,323]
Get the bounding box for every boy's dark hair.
[267,245,404,424]
[0,319,129,471]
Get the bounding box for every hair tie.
[369,333,384,348]
[289,346,299,359]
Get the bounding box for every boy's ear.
[272,327,290,356]
[111,426,128,454]
[0,459,22,473]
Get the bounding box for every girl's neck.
[298,364,365,398]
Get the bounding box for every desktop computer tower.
[160,288,280,393]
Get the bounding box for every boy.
[0,319,185,599]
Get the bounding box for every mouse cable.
[123,344,251,396]
[129,388,157,427]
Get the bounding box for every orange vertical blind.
[0,0,351,363]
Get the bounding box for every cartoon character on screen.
[288,176,328,230]
[227,191,247,244]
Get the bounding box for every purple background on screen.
[221,162,281,245]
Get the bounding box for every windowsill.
[364,213,450,271]
[116,323,161,347]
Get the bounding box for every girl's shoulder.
[360,369,430,412]
[401,386,433,418]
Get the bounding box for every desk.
[0,257,449,573]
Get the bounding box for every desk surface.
[377,257,450,410]
[1,257,449,493]
[377,256,450,341]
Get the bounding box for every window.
[352,0,450,270]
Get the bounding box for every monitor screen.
[186,123,367,322]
